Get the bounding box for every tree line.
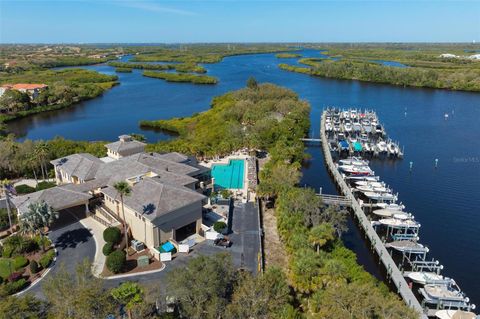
[0,69,118,122]
[279,59,480,92]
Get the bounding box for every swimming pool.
[211,159,245,189]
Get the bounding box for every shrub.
[3,235,38,256]
[2,245,13,258]
[2,278,27,295]
[15,184,36,195]
[35,181,56,191]
[106,250,126,274]
[7,272,23,283]
[103,227,121,244]
[102,242,114,256]
[220,189,231,199]
[39,250,55,269]
[13,256,29,270]
[29,260,39,274]
[213,221,227,233]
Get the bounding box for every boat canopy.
[353,141,363,151]
[339,140,349,148]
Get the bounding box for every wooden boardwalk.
[318,194,352,207]
[319,112,427,318]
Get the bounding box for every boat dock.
[319,109,477,318]
[320,111,427,317]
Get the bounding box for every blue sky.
[1,0,479,43]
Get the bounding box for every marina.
[319,109,478,318]
[324,107,403,158]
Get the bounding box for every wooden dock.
[318,194,352,207]
[319,111,427,318]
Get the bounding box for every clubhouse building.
[12,135,210,252]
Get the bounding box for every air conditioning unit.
[131,239,145,252]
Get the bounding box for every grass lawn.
[0,258,14,279]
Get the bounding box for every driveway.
[27,220,95,298]
[27,201,261,297]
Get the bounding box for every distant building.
[439,53,458,59]
[0,83,48,99]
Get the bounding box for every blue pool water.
[211,159,244,190]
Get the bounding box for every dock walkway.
[319,112,427,318]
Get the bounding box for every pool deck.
[199,153,254,202]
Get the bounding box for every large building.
[13,135,210,252]
[0,83,48,99]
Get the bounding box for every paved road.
[26,201,261,298]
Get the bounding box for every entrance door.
[175,221,197,242]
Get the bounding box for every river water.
[7,50,480,304]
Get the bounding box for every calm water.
[7,49,480,303]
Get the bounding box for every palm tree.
[308,223,335,254]
[26,153,39,187]
[35,142,50,181]
[21,201,59,251]
[114,181,132,252]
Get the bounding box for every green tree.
[0,294,48,319]
[0,90,30,113]
[308,223,335,253]
[246,76,258,89]
[111,282,144,319]
[167,253,236,319]
[113,181,132,251]
[20,201,58,251]
[227,267,291,319]
[42,259,114,319]
[34,142,50,181]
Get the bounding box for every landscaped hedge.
[103,227,121,244]
[2,278,27,296]
[106,250,126,274]
[29,260,39,274]
[14,184,36,194]
[39,250,55,269]
[13,256,28,270]
[213,221,227,233]
[3,235,39,257]
[102,242,114,256]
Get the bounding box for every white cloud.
[115,1,197,16]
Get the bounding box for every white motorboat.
[344,175,379,181]
[375,124,383,134]
[339,157,368,166]
[350,109,358,119]
[326,116,332,123]
[420,284,467,305]
[356,184,390,193]
[386,240,426,252]
[407,272,445,285]
[355,181,384,187]
[379,217,420,228]
[435,310,477,319]
[344,122,352,133]
[359,132,369,142]
[333,124,340,132]
[387,142,397,155]
[362,119,372,133]
[326,123,333,131]
[339,165,373,176]
[376,141,388,153]
[375,202,405,210]
[372,208,406,217]
[353,119,362,131]
[362,191,396,201]
[363,142,371,152]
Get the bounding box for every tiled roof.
[12,186,92,214]
[50,153,104,182]
[1,83,47,90]
[101,176,205,222]
[105,140,146,153]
